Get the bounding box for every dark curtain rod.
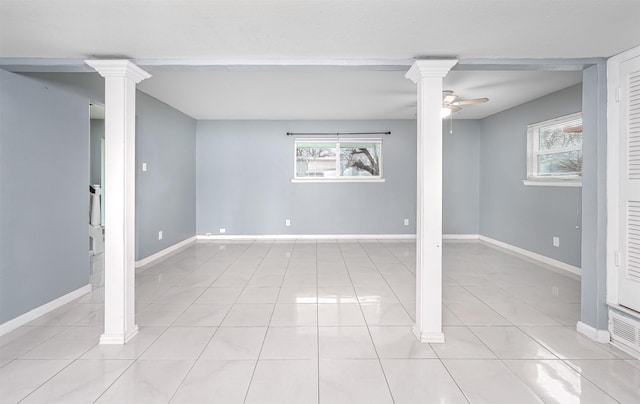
[286,131,391,136]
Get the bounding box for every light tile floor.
[1,240,639,403]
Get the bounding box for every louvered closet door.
[619,55,640,313]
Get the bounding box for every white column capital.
[85,60,151,83]
[405,59,458,83]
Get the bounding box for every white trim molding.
[0,284,91,336]
[85,60,151,82]
[291,178,386,183]
[442,234,480,240]
[197,234,417,241]
[522,180,582,187]
[479,235,581,276]
[577,321,611,343]
[405,59,459,82]
[135,236,197,268]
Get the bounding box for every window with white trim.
[526,112,583,185]
[294,138,382,181]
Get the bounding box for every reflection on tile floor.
[1,240,639,403]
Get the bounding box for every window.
[294,138,383,181]
[525,112,583,186]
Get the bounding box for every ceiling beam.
[455,58,606,71]
[0,57,605,73]
[0,58,413,73]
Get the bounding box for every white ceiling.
[1,0,636,119]
[1,1,638,59]
[138,69,583,120]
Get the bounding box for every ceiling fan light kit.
[441,90,489,118]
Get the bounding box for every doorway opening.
[89,103,105,288]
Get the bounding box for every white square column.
[85,60,151,344]
[405,59,457,343]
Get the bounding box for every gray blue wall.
[196,119,480,236]
[196,120,416,235]
[0,71,197,325]
[136,93,197,259]
[443,120,480,235]
[479,84,583,267]
[0,69,90,323]
[90,119,103,186]
[23,72,198,262]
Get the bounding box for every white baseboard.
[197,234,417,241]
[478,235,581,276]
[443,234,480,240]
[577,321,611,343]
[135,236,197,268]
[0,284,92,336]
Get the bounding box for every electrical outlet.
[553,236,560,247]
[285,219,291,227]
[219,228,226,234]
[404,218,409,226]
[158,230,163,240]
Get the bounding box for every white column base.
[413,324,445,343]
[100,325,139,345]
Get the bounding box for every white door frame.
[606,45,640,310]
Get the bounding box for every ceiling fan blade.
[453,97,489,106]
[449,105,462,112]
[443,94,458,104]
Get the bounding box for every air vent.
[629,71,640,180]
[628,201,640,281]
[609,310,640,356]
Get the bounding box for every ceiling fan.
[442,90,489,117]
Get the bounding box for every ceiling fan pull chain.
[450,114,453,134]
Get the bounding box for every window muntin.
[527,112,582,181]
[295,138,382,181]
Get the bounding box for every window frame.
[525,112,583,187]
[292,137,384,183]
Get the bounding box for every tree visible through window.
[527,112,582,182]
[295,139,382,180]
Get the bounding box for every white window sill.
[291,178,385,183]
[522,179,582,187]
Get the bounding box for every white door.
[619,54,640,313]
